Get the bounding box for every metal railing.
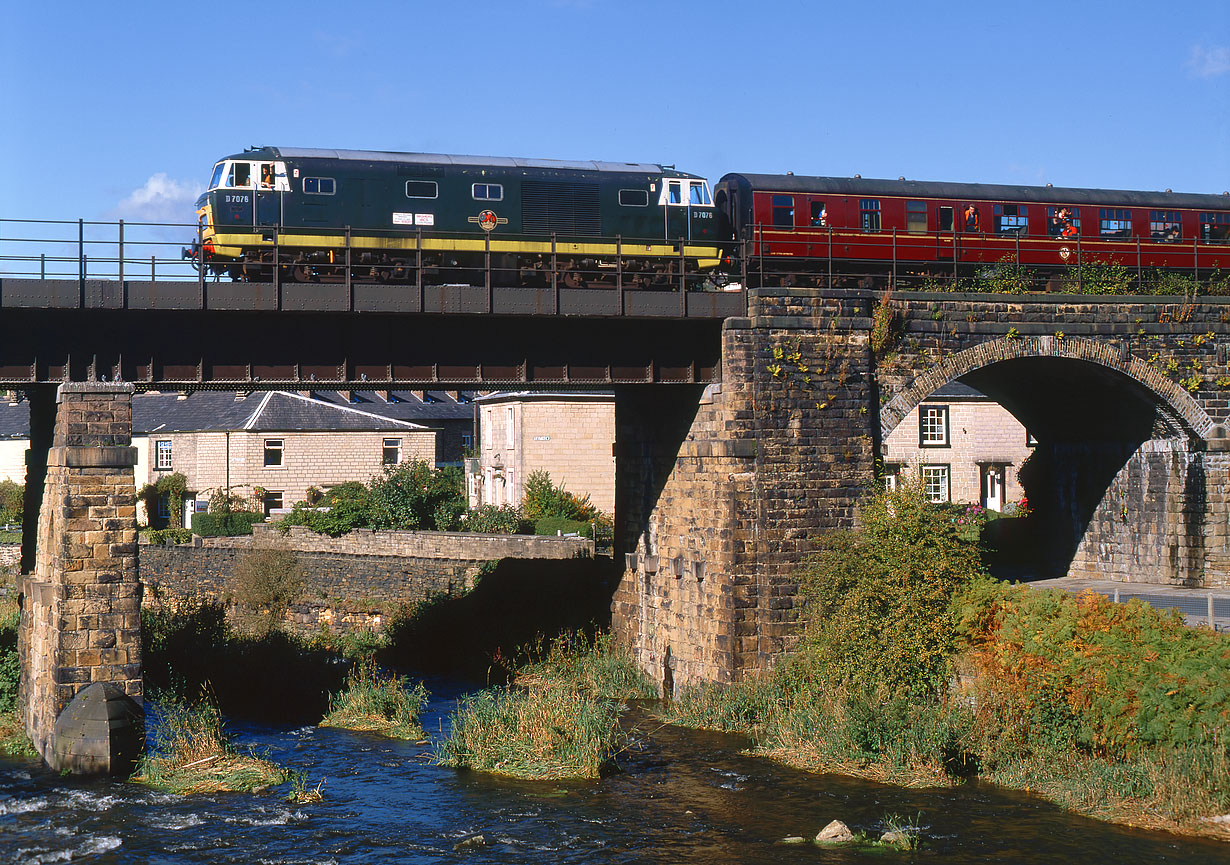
[0,216,739,296]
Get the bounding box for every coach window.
[303,177,335,195]
[1099,208,1132,239]
[1201,213,1230,242]
[264,438,284,467]
[906,201,927,233]
[810,201,826,226]
[619,189,649,207]
[994,204,1028,235]
[1150,210,1181,241]
[860,199,881,232]
[405,180,439,199]
[1047,207,1080,238]
[473,183,503,202]
[772,195,795,227]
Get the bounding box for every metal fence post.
[616,235,624,315]
[198,220,205,306]
[272,230,279,312]
[485,229,492,312]
[345,225,352,311]
[551,232,559,314]
[118,219,124,286]
[679,237,686,312]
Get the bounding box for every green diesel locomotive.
[190,146,721,287]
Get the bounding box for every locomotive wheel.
[563,271,586,289]
[293,265,314,283]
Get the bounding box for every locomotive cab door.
[255,161,287,227]
[663,179,690,241]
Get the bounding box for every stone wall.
[140,524,594,633]
[0,544,18,571]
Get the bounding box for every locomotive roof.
[721,173,1230,210]
[236,147,687,176]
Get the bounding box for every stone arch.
[879,335,1216,443]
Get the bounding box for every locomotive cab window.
[209,163,225,190]
[473,183,503,201]
[303,177,335,195]
[689,182,711,206]
[1099,208,1132,239]
[667,181,683,205]
[994,204,1028,235]
[772,195,795,227]
[227,162,252,188]
[1150,210,1181,241]
[405,180,439,199]
[619,189,649,207]
[906,201,927,233]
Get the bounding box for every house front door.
[982,465,1004,512]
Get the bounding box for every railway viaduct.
[6,278,1230,767]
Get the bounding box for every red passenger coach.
[714,174,1230,290]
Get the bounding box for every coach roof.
[720,173,1230,210]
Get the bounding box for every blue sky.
[2,0,1227,231]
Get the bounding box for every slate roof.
[0,390,466,438]
[929,380,989,400]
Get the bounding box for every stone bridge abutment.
[615,288,1230,693]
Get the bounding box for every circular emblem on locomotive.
[1059,246,1071,261]
[477,210,499,232]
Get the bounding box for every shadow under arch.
[879,336,1216,579]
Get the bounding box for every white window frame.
[919,405,949,447]
[921,465,951,503]
[382,437,402,465]
[155,439,173,470]
[505,407,515,449]
[264,438,284,467]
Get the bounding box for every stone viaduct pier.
[18,383,143,774]
[614,287,1230,693]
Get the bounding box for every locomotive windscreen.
[521,181,601,237]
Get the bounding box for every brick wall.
[140,524,594,633]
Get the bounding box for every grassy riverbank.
[436,632,654,780]
[662,481,1230,840]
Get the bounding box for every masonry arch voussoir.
[879,336,1215,441]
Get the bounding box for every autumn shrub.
[229,543,303,633]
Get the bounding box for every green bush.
[534,515,592,537]
[522,470,598,522]
[279,481,372,537]
[458,504,531,534]
[798,477,985,695]
[369,462,465,531]
[0,480,22,527]
[144,527,193,545]
[191,511,265,537]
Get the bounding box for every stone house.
[469,391,615,515]
[132,390,442,523]
[0,392,28,485]
[881,380,1035,510]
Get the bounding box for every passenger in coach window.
[964,204,981,232]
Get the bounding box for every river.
[1,679,1227,864]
